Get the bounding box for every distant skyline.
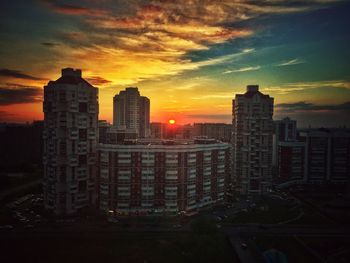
[1,0,350,127]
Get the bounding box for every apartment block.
[113,87,150,138]
[43,68,98,215]
[232,85,274,195]
[98,139,231,215]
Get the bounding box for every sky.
[0,0,350,127]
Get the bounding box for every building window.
[89,116,93,127]
[79,129,87,141]
[78,181,87,193]
[72,140,75,153]
[59,113,66,128]
[79,155,87,165]
[79,102,87,112]
[60,166,66,183]
[59,193,66,204]
[59,91,66,102]
[59,141,66,156]
[71,167,75,181]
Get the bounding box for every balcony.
[69,156,78,166]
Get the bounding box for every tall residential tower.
[232,85,274,195]
[43,68,99,215]
[113,87,150,138]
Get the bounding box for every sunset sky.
[1,0,349,127]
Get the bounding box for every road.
[223,224,350,237]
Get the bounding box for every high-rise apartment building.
[113,87,150,138]
[232,85,274,195]
[43,68,99,215]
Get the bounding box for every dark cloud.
[85,76,112,86]
[0,85,42,105]
[276,101,313,110]
[0,69,46,81]
[41,42,60,47]
[276,101,350,112]
[41,0,107,16]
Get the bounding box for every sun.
[168,119,176,125]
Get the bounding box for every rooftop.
[236,85,271,99]
[101,138,228,146]
[49,68,94,87]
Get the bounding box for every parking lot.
[0,193,45,229]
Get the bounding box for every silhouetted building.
[98,120,110,144]
[150,122,190,139]
[113,87,150,138]
[193,123,231,142]
[43,68,98,215]
[150,122,165,139]
[182,124,194,139]
[98,139,231,214]
[274,117,297,142]
[232,85,274,195]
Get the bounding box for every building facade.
[299,129,350,184]
[98,139,231,215]
[43,68,99,215]
[275,128,350,188]
[277,141,306,184]
[273,117,303,185]
[232,85,274,195]
[273,117,297,166]
[113,87,150,138]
